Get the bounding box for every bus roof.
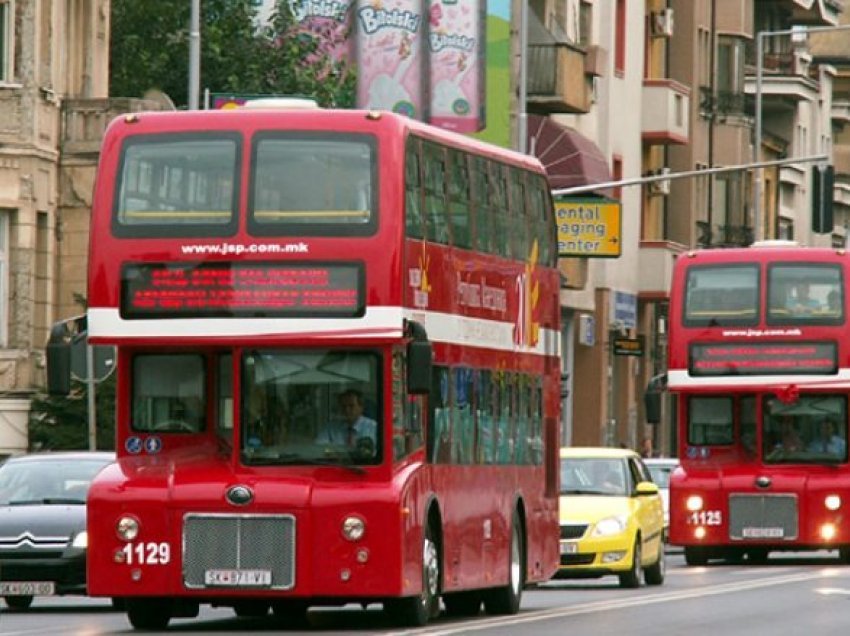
[111,108,545,173]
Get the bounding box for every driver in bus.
[315,389,377,456]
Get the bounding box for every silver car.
[644,457,679,542]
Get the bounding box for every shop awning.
[526,114,611,195]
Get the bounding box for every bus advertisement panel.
[51,104,561,630]
[663,242,850,565]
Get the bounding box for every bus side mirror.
[46,324,72,396]
[407,340,432,394]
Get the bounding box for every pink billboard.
[355,0,428,120]
[427,0,486,132]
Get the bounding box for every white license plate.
[0,581,56,596]
[204,569,272,587]
[560,542,578,555]
[742,527,784,538]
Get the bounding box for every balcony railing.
[527,41,590,114]
[61,97,168,155]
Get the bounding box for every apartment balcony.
[832,99,850,126]
[744,50,819,106]
[835,144,850,177]
[641,79,690,145]
[637,241,687,297]
[61,97,167,155]
[527,41,591,115]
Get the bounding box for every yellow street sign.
[555,199,622,258]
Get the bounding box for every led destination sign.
[121,262,364,318]
[690,341,837,376]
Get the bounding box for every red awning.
[526,115,611,194]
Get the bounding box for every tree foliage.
[110,0,356,108]
[28,375,116,451]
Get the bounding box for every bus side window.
[429,365,452,463]
[423,142,450,245]
[471,156,492,253]
[405,139,424,239]
[509,169,529,259]
[448,149,471,249]
[454,367,474,464]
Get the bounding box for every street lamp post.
[753,23,850,241]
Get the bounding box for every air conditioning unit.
[651,8,674,38]
[649,167,671,196]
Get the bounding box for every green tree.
[28,374,116,451]
[110,0,355,109]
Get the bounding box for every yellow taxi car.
[555,447,665,587]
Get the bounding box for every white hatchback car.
[643,457,679,542]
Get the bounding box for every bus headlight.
[825,495,842,511]
[342,516,366,541]
[686,495,704,512]
[821,523,837,541]
[116,516,140,541]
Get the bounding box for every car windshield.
[0,457,112,505]
[560,457,629,496]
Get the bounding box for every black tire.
[442,590,481,617]
[271,600,309,627]
[839,546,850,563]
[644,542,665,585]
[4,595,34,610]
[483,513,525,615]
[111,597,127,611]
[126,598,172,631]
[684,546,709,566]
[619,537,642,588]
[233,600,270,617]
[747,548,769,564]
[385,522,440,626]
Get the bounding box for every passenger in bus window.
[315,389,377,456]
[768,416,804,457]
[807,417,846,456]
[786,283,820,314]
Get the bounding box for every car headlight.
[592,515,627,537]
[71,531,88,549]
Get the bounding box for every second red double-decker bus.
[658,240,850,565]
[48,102,562,629]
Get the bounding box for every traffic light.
[812,164,834,234]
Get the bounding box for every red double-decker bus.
[657,240,850,565]
[48,102,561,629]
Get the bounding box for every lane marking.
[386,569,839,636]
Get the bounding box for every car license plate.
[560,542,578,555]
[204,569,272,587]
[0,581,56,596]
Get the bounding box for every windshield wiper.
[8,497,84,505]
[244,453,366,474]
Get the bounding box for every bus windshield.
[241,349,381,466]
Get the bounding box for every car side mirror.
[635,481,659,496]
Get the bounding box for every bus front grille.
[182,513,296,589]
[728,494,798,541]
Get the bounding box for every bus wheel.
[839,546,850,564]
[483,513,525,615]
[443,591,482,617]
[126,598,171,630]
[746,548,769,564]
[619,537,642,588]
[644,542,665,585]
[684,546,709,566]
[4,595,33,610]
[271,600,309,627]
[233,600,270,617]
[385,522,440,626]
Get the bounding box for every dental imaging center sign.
[555,199,622,258]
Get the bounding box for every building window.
[615,0,625,74]
[0,0,13,83]
[578,1,592,47]
[778,217,794,241]
[0,211,9,347]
